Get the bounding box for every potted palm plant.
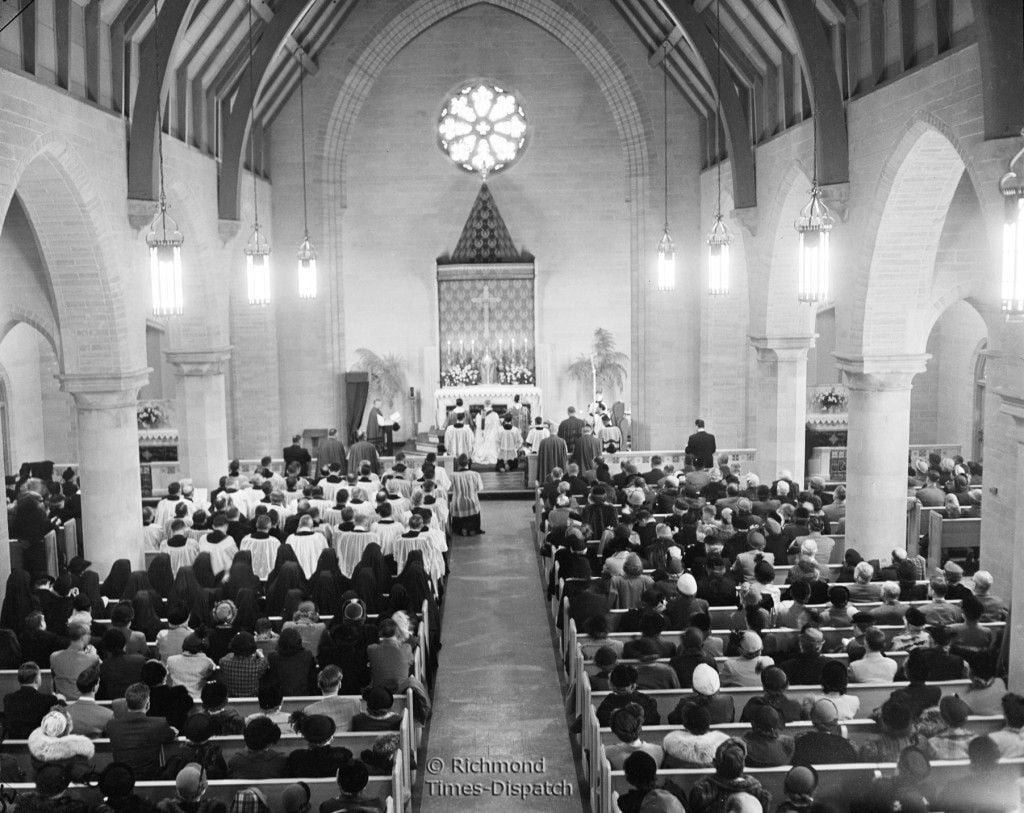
[567,327,630,401]
[354,348,407,412]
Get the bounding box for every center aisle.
[417,500,583,812]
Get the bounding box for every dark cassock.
[347,438,381,475]
[366,401,390,454]
[316,431,347,474]
[575,429,602,473]
[536,434,569,482]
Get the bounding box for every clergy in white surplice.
[444,412,475,461]
[286,515,329,579]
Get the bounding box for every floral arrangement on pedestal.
[137,402,166,428]
[441,363,481,387]
[813,386,848,411]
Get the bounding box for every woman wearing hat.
[285,712,351,777]
[28,708,95,775]
[668,663,735,725]
[218,632,269,697]
[742,705,795,767]
[351,687,403,732]
[719,631,774,687]
[663,704,729,768]
[775,765,818,813]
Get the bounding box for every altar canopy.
[436,184,537,389]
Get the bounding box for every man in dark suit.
[98,629,145,701]
[556,406,586,457]
[684,419,716,469]
[111,660,193,731]
[283,434,312,477]
[316,428,347,475]
[106,683,177,780]
[643,456,665,485]
[2,661,60,738]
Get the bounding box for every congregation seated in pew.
[0,457,445,811]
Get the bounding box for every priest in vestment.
[366,399,394,455]
[444,411,475,463]
[537,431,568,482]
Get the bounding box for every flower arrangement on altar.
[136,402,165,428]
[498,361,534,385]
[441,363,481,387]
[814,387,848,411]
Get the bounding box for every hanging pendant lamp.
[795,92,834,304]
[243,0,271,306]
[296,56,318,299]
[656,66,676,292]
[146,0,184,316]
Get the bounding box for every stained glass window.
[438,84,528,179]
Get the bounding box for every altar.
[434,385,542,427]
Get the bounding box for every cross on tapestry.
[436,184,536,387]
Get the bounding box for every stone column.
[835,354,929,564]
[993,389,1024,692]
[61,371,150,574]
[749,336,815,484]
[165,348,232,490]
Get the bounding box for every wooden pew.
[927,513,982,572]
[579,650,912,675]
[596,715,1004,752]
[588,680,972,726]
[12,759,400,810]
[596,757,1024,813]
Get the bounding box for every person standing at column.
[450,455,484,536]
[685,419,717,470]
[11,481,53,577]
[316,429,347,476]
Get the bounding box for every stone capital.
[834,353,929,392]
[995,387,1024,439]
[218,219,242,243]
[59,368,152,410]
[164,347,233,377]
[749,335,816,363]
[731,206,759,237]
[127,198,157,231]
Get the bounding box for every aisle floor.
[417,500,584,812]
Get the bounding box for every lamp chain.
[153,0,167,229]
[299,56,309,239]
[663,65,669,230]
[248,0,259,229]
[715,0,722,216]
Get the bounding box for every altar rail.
[527,448,756,485]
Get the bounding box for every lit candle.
[523,336,528,351]
[471,339,476,352]
[460,339,464,353]
[498,338,503,351]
